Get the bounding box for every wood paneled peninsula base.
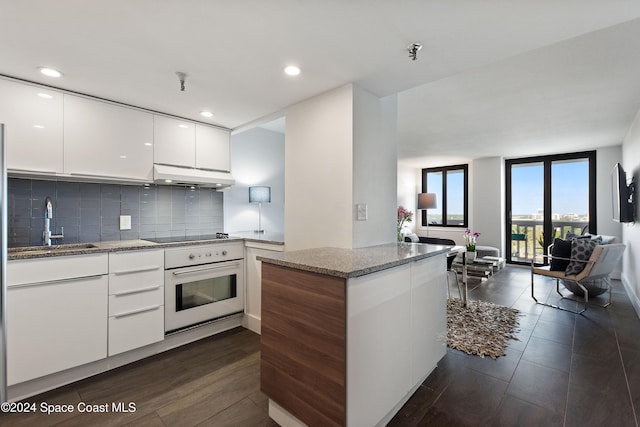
[257,242,450,427]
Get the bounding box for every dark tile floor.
[390,265,640,427]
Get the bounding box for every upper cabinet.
[0,78,64,174]
[154,115,230,172]
[153,115,196,168]
[64,95,154,181]
[196,124,230,172]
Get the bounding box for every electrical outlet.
[356,204,368,221]
[119,215,132,230]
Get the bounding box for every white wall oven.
[164,242,244,334]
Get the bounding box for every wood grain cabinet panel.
[260,263,346,427]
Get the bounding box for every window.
[421,164,468,227]
[505,151,596,265]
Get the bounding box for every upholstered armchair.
[531,243,626,314]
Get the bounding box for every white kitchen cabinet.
[108,249,165,356]
[410,255,447,385]
[153,115,196,168]
[7,254,109,385]
[244,242,284,334]
[347,264,413,427]
[0,78,64,174]
[154,114,231,172]
[64,95,154,182]
[195,124,230,171]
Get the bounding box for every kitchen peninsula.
[257,242,450,427]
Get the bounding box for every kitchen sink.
[8,243,99,257]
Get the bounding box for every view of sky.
[512,160,589,216]
[426,160,589,217]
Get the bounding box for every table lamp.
[249,186,271,233]
[418,193,437,236]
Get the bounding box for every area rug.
[447,298,520,359]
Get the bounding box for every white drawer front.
[108,306,164,356]
[109,286,163,316]
[8,253,108,286]
[109,268,163,295]
[109,248,164,274]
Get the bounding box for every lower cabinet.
[108,249,165,356]
[7,254,109,385]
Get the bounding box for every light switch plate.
[356,204,368,221]
[119,215,132,230]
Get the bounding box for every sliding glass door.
[506,151,596,265]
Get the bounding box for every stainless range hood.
[153,164,235,188]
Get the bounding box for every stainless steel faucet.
[43,196,64,246]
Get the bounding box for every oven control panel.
[165,242,244,269]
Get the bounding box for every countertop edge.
[257,244,450,279]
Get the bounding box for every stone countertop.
[257,242,451,279]
[7,238,245,260]
[229,231,284,245]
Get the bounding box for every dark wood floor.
[1,265,639,426]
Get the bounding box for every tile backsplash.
[8,178,224,247]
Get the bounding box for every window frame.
[421,164,469,228]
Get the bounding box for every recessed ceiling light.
[33,125,45,129]
[119,155,127,159]
[165,179,173,183]
[284,65,301,76]
[178,124,189,129]
[37,93,53,99]
[39,67,62,78]
[200,111,213,118]
[144,142,153,146]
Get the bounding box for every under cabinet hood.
[153,164,235,188]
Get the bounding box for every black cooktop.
[145,233,229,244]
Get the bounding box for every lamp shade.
[249,186,271,203]
[417,193,437,209]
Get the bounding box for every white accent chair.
[531,243,626,314]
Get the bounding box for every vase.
[467,251,477,262]
[397,229,403,242]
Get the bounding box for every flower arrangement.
[464,228,480,251]
[397,206,414,241]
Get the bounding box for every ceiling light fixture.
[178,124,189,129]
[37,93,53,99]
[407,43,422,61]
[200,111,213,118]
[39,67,63,78]
[284,65,301,76]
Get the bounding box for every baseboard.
[621,273,640,319]
[242,313,261,334]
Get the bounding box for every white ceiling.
[2,1,640,168]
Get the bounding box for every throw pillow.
[549,238,572,271]
[565,238,598,276]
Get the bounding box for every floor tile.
[506,359,569,414]
[489,395,564,427]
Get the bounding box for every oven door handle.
[172,262,241,276]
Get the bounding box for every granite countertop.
[229,231,284,245]
[7,237,247,260]
[257,242,451,278]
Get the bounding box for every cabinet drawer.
[8,253,108,286]
[108,306,164,356]
[109,286,163,316]
[109,268,163,295]
[109,249,164,274]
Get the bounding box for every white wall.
[622,108,640,315]
[285,85,354,250]
[285,84,397,250]
[352,86,397,248]
[472,157,504,253]
[224,127,285,234]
